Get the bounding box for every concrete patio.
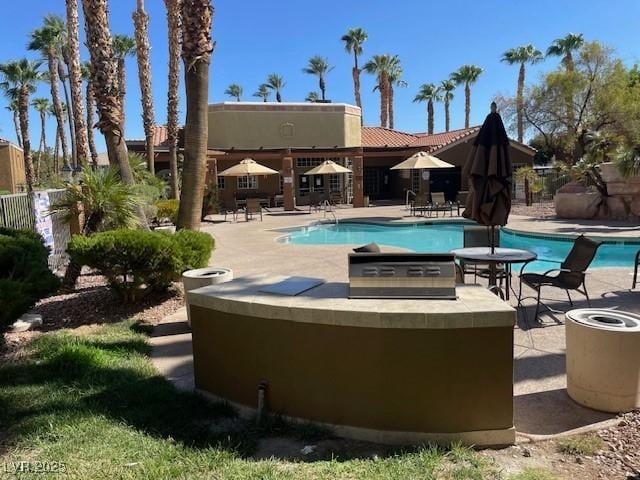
[150,205,640,442]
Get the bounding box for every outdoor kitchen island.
[187,275,517,447]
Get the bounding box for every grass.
[507,468,559,480]
[0,320,510,479]
[556,434,604,456]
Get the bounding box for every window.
[237,176,258,189]
[411,170,421,193]
[278,174,283,194]
[329,174,341,192]
[295,158,323,167]
[217,176,225,190]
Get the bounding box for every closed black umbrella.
[462,102,512,253]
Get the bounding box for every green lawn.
[0,320,529,479]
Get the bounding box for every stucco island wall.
[188,275,516,446]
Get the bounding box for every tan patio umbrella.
[304,160,352,175]
[390,151,455,171]
[217,158,279,177]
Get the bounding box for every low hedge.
[0,228,60,332]
[155,199,179,224]
[68,229,214,302]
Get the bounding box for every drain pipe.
[257,380,268,424]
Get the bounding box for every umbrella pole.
[490,225,495,255]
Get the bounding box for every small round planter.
[183,267,233,326]
[154,225,176,234]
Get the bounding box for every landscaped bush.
[155,199,179,224]
[68,229,214,302]
[0,228,59,332]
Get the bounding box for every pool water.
[282,222,639,272]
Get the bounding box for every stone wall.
[554,162,640,221]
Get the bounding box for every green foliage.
[201,180,220,218]
[614,148,640,178]
[557,434,604,456]
[155,199,179,224]
[0,228,59,331]
[68,229,213,302]
[508,468,559,480]
[129,153,168,220]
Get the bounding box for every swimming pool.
[281,221,640,271]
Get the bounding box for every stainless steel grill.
[348,253,456,299]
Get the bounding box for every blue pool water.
[282,222,640,272]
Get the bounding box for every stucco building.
[0,139,25,194]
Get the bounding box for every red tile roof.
[409,126,481,150]
[361,127,418,148]
[128,125,170,147]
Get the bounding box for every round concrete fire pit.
[183,268,233,326]
[566,309,640,413]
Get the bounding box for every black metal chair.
[410,193,429,216]
[460,226,504,283]
[220,199,238,222]
[633,249,640,289]
[518,235,601,321]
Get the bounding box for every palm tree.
[440,79,455,132]
[265,74,285,102]
[80,62,99,166]
[0,59,43,192]
[49,103,61,172]
[28,17,70,166]
[176,0,214,230]
[413,83,441,134]
[224,83,243,101]
[515,165,541,206]
[501,44,543,142]
[305,91,319,102]
[450,64,483,128]
[32,97,51,178]
[164,0,182,199]
[363,54,392,127]
[65,0,89,167]
[341,27,367,122]
[133,0,156,174]
[252,84,270,102]
[81,0,147,228]
[5,95,22,148]
[547,33,584,71]
[386,55,406,129]
[112,34,136,128]
[303,56,332,101]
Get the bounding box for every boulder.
[557,182,587,194]
[630,196,640,217]
[555,192,601,219]
[598,162,624,183]
[606,196,629,220]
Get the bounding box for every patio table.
[450,247,537,300]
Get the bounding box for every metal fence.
[0,189,70,272]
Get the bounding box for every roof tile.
[361,127,418,148]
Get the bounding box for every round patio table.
[450,247,537,300]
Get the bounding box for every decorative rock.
[598,162,624,183]
[10,313,43,332]
[555,192,601,219]
[630,197,640,217]
[606,196,629,220]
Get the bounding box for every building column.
[282,154,295,211]
[209,157,218,186]
[352,152,365,208]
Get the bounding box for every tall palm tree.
[133,0,156,174]
[501,44,543,142]
[341,27,367,122]
[81,0,147,228]
[176,0,214,230]
[164,0,182,199]
[265,74,285,102]
[386,55,405,129]
[413,83,441,134]
[112,34,136,128]
[305,91,319,102]
[28,18,70,166]
[49,102,63,173]
[5,96,22,148]
[440,79,455,132]
[0,59,43,192]
[80,62,99,166]
[65,0,89,167]
[224,83,243,101]
[363,54,392,127]
[547,33,584,133]
[450,64,483,128]
[303,56,332,101]
[252,84,270,102]
[32,97,51,178]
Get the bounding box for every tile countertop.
[187,275,516,329]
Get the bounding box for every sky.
[0,0,638,153]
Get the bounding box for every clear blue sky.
[0,0,638,152]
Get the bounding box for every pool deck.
[151,205,640,443]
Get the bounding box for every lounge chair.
[410,193,429,216]
[456,191,469,216]
[518,235,601,321]
[633,249,640,289]
[246,198,263,221]
[427,192,453,217]
[309,191,322,213]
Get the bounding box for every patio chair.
[518,235,601,322]
[246,198,263,221]
[427,192,453,217]
[309,191,322,212]
[460,226,505,284]
[410,193,429,216]
[220,199,238,222]
[455,191,469,216]
[633,249,640,289]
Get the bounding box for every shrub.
[0,228,59,332]
[155,199,179,224]
[68,229,214,302]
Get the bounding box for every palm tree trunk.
[388,83,394,129]
[276,91,282,102]
[54,128,60,174]
[48,48,70,166]
[444,98,450,132]
[86,81,99,166]
[379,73,389,128]
[118,57,126,128]
[352,66,362,125]
[59,61,77,167]
[13,110,22,148]
[37,110,46,181]
[177,0,214,230]
[81,0,147,228]
[319,76,326,101]
[134,0,156,174]
[66,0,90,167]
[427,100,434,134]
[18,88,35,192]
[165,0,182,199]
[464,82,471,129]
[516,63,525,143]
